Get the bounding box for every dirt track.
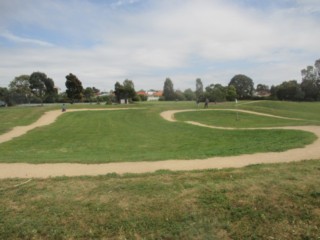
[1,108,320,179]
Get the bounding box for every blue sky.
[0,0,319,91]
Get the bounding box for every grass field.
[0,100,320,239]
[175,110,319,128]
[237,100,320,122]
[0,101,317,163]
[0,106,55,135]
[0,160,319,239]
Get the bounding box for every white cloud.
[0,0,319,91]
[111,0,141,8]
[1,31,54,47]
[295,0,320,13]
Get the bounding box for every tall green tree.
[301,61,320,82]
[270,85,278,99]
[315,59,320,77]
[83,87,100,102]
[123,79,136,102]
[0,87,9,104]
[9,75,31,94]
[205,84,226,102]
[228,74,254,99]
[195,78,204,102]
[301,59,320,101]
[29,72,56,103]
[92,87,100,95]
[114,82,125,103]
[84,87,95,102]
[9,75,32,104]
[65,73,84,103]
[175,90,186,101]
[276,80,304,101]
[183,88,196,101]
[300,79,319,101]
[226,85,237,101]
[114,80,136,103]
[163,78,175,101]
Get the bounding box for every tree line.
[160,58,320,102]
[0,72,86,105]
[0,71,139,106]
[0,58,319,106]
[270,59,320,101]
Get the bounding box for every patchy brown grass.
[0,160,319,239]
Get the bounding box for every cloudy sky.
[0,0,319,92]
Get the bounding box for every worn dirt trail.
[0,108,136,144]
[1,108,319,179]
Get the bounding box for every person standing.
[204,98,209,108]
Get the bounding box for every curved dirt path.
[160,108,304,122]
[0,108,138,144]
[0,108,320,179]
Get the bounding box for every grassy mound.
[0,102,316,163]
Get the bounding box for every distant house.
[147,90,163,101]
[99,91,111,97]
[254,90,271,97]
[154,91,163,97]
[136,90,163,101]
[136,91,147,96]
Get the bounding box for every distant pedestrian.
[62,103,66,112]
[204,98,209,108]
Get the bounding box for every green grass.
[0,106,51,134]
[0,102,148,135]
[0,103,316,163]
[0,160,319,239]
[238,100,320,122]
[1,101,320,239]
[175,110,318,128]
